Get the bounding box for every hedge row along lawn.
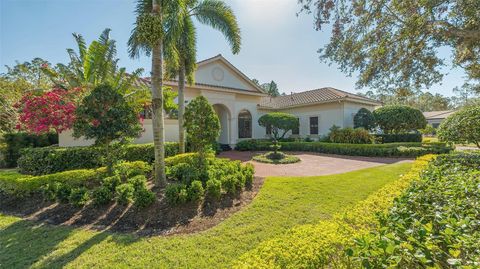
[0,162,412,268]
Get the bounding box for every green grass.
[0,162,412,269]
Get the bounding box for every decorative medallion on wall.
[212,67,224,81]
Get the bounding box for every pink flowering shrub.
[15,88,81,134]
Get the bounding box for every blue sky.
[0,0,468,97]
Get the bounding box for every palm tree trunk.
[178,63,186,154]
[151,1,166,186]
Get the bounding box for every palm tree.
[44,29,143,93]
[128,0,185,186]
[169,0,241,153]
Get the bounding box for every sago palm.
[128,0,186,185]
[168,0,241,153]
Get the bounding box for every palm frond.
[192,0,241,54]
[72,33,87,61]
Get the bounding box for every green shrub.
[233,155,435,269]
[41,182,61,201]
[438,106,480,148]
[375,133,422,143]
[244,163,254,188]
[373,105,427,133]
[167,162,200,184]
[206,179,222,199]
[69,187,90,207]
[2,132,57,168]
[351,152,480,267]
[127,175,148,191]
[353,108,376,130]
[92,186,114,206]
[133,187,156,208]
[187,180,204,202]
[165,183,188,205]
[115,183,135,205]
[17,142,176,175]
[328,126,373,144]
[56,184,72,203]
[234,140,452,157]
[101,175,122,192]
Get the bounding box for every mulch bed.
[0,176,264,236]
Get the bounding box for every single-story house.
[59,55,381,147]
[423,110,456,128]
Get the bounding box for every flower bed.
[252,152,300,164]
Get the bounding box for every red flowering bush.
[15,88,81,134]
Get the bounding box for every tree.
[73,84,143,169]
[128,0,184,186]
[451,83,480,108]
[261,81,280,97]
[165,0,241,154]
[438,106,480,148]
[353,108,375,131]
[15,88,80,135]
[1,58,54,133]
[373,105,427,134]
[298,0,480,91]
[258,112,299,140]
[183,96,220,156]
[43,29,144,95]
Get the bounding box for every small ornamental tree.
[353,108,376,131]
[73,84,143,170]
[184,96,220,156]
[438,106,480,148]
[15,88,80,134]
[258,112,299,155]
[373,105,427,134]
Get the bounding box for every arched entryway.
[238,109,252,139]
[213,104,231,145]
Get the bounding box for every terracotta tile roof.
[259,87,381,109]
[423,110,456,120]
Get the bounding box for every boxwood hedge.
[235,139,452,157]
[17,142,179,175]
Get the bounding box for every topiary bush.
[353,108,376,130]
[374,133,422,143]
[373,105,427,134]
[187,180,205,202]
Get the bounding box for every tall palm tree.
[169,0,241,153]
[128,0,185,186]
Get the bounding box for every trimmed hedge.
[17,142,179,175]
[0,161,150,196]
[233,155,435,268]
[350,152,480,267]
[2,132,58,168]
[235,140,452,157]
[374,133,422,143]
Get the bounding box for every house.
[59,55,381,147]
[423,110,456,128]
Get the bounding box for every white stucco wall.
[195,61,254,91]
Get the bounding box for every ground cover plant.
[252,151,300,164]
[0,162,411,268]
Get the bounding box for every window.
[309,116,318,135]
[266,124,272,135]
[238,110,252,138]
[292,118,299,135]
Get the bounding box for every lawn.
[0,162,411,269]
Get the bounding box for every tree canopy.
[298,0,480,92]
[73,84,142,146]
[438,106,480,148]
[258,112,299,140]
[373,105,427,134]
[353,108,376,130]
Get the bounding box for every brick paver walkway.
[218,151,412,177]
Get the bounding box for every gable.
[194,56,264,93]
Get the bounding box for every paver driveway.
[218,151,412,177]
